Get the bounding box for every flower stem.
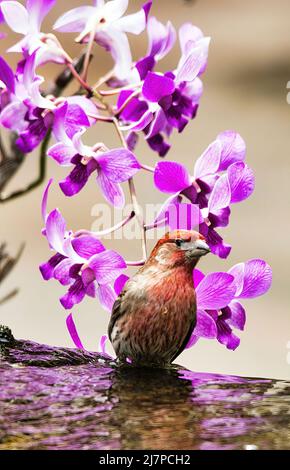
[76,211,135,238]
[145,217,167,231]
[66,62,92,94]
[98,82,141,97]
[111,118,148,260]
[140,163,155,173]
[82,25,97,82]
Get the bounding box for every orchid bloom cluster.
[0,0,272,352]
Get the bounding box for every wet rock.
[0,326,289,450]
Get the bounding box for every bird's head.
[149,230,210,269]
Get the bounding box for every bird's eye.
[175,239,184,247]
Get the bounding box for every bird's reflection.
[108,366,200,449]
[108,365,278,450]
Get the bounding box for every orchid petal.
[60,277,86,309]
[39,253,65,281]
[114,274,129,295]
[97,148,141,182]
[196,272,236,310]
[1,1,29,34]
[29,78,55,110]
[147,17,176,60]
[228,162,255,203]
[228,262,244,297]
[99,335,110,356]
[0,56,15,93]
[45,209,66,254]
[103,0,128,22]
[88,250,126,285]
[240,259,272,299]
[208,174,231,212]
[0,101,27,132]
[193,269,205,288]
[41,178,53,222]
[201,224,232,259]
[54,258,75,286]
[142,72,175,102]
[146,108,166,139]
[72,236,105,260]
[217,130,246,171]
[59,163,91,197]
[26,0,55,32]
[47,143,76,166]
[194,309,217,339]
[99,29,132,81]
[64,103,90,139]
[227,301,246,331]
[120,109,153,132]
[97,284,117,312]
[153,192,182,226]
[52,102,70,144]
[185,333,199,349]
[176,37,210,84]
[154,161,191,194]
[53,6,95,33]
[97,172,125,208]
[66,95,98,126]
[217,319,240,350]
[66,313,85,349]
[81,267,95,288]
[116,8,146,34]
[194,140,222,179]
[179,23,204,56]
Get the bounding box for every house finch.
[108,230,210,366]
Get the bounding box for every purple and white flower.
[0,53,97,152]
[117,20,210,156]
[186,259,272,350]
[54,0,151,80]
[154,131,254,257]
[40,182,127,311]
[48,120,141,206]
[1,0,68,65]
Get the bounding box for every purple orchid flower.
[187,259,272,350]
[0,52,55,151]
[134,15,177,81]
[153,131,254,258]
[54,0,152,81]
[117,21,209,156]
[0,53,97,152]
[48,120,141,206]
[1,0,68,66]
[40,182,127,311]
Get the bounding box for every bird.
[108,230,210,367]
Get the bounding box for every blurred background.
[0,0,289,379]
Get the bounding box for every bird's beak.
[191,239,211,257]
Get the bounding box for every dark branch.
[0,244,24,306]
[0,131,50,203]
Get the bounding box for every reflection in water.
[109,366,289,450]
[0,340,289,450]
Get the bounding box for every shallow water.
[0,335,289,450]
